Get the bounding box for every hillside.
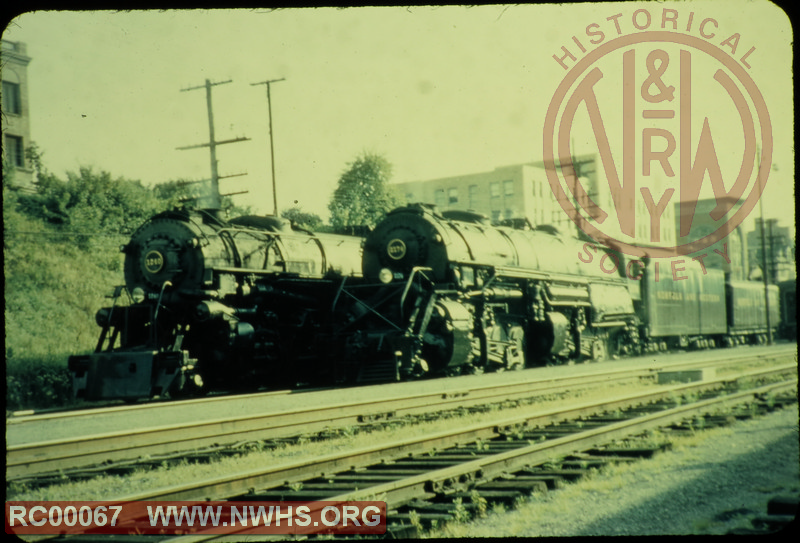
[3,163,185,410]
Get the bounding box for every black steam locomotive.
[69,204,782,401]
[69,208,366,399]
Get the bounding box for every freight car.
[777,279,796,340]
[69,208,365,400]
[629,260,779,350]
[726,280,781,344]
[635,266,728,351]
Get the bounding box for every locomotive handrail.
[400,267,435,317]
[153,281,172,325]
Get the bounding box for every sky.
[2,1,794,235]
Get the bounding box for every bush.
[15,167,171,234]
[6,357,75,411]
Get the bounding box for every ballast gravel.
[434,404,799,537]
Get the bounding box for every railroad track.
[7,346,796,482]
[72,364,796,540]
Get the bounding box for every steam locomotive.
[69,204,782,401]
[69,208,366,399]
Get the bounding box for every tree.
[328,152,401,233]
[281,207,323,230]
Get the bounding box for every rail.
[7,346,795,482]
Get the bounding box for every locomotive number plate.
[387,239,407,260]
[144,250,165,274]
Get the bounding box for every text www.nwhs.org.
[5,501,386,535]
[147,503,383,528]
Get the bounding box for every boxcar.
[639,267,727,345]
[777,279,796,339]
[726,280,780,340]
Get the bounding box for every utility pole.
[756,145,773,345]
[251,77,285,216]
[178,79,250,208]
[767,219,777,284]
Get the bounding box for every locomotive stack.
[69,203,786,401]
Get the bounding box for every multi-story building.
[393,162,564,228]
[747,218,796,283]
[2,39,34,188]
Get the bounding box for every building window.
[5,134,24,168]
[468,185,478,208]
[503,179,514,198]
[490,182,500,198]
[448,187,458,205]
[504,209,513,219]
[491,210,501,221]
[2,81,22,115]
[434,189,445,207]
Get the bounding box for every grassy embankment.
[4,191,125,411]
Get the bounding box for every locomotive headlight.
[131,286,146,303]
[379,268,394,284]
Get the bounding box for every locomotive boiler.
[69,208,365,400]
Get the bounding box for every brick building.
[2,39,34,187]
[393,162,565,228]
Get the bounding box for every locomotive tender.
[70,203,782,401]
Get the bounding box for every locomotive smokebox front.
[123,210,220,297]
[363,204,453,282]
